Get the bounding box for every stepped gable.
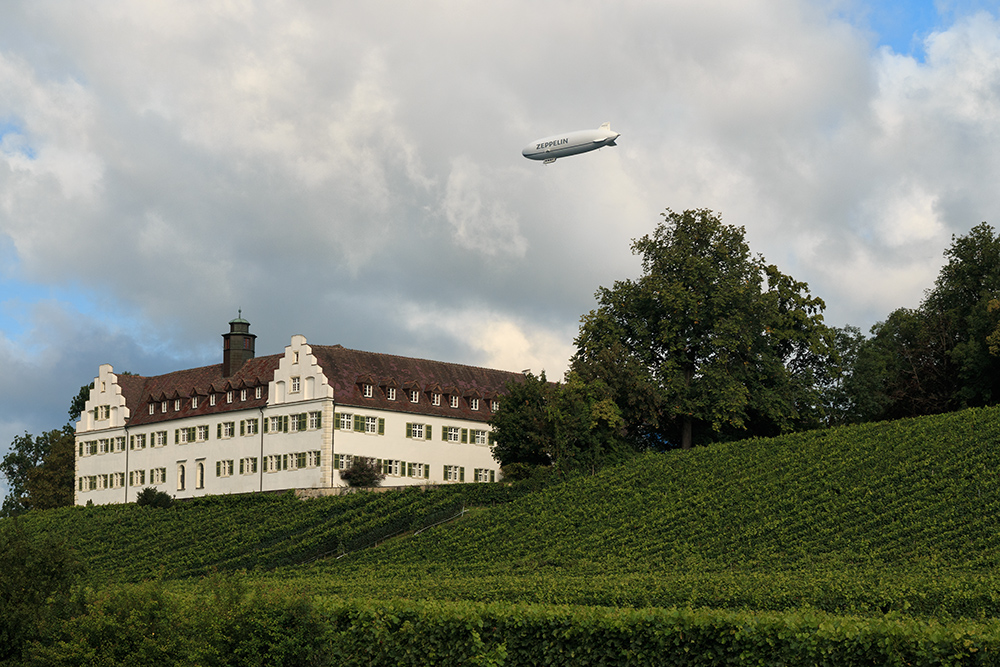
[121,356,281,427]
[311,345,522,423]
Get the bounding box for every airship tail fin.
[600,122,612,130]
[606,139,617,146]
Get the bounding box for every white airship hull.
[522,123,620,163]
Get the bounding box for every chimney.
[222,311,256,377]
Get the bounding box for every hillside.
[300,405,1000,617]
[15,404,1000,619]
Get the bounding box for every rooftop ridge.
[310,344,522,377]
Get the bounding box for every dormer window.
[161,401,168,413]
[387,387,396,401]
[174,399,181,411]
[149,403,155,415]
[210,394,217,407]
[432,393,441,406]
[491,399,499,412]
[255,386,262,399]
[192,396,199,409]
[363,384,373,398]
[409,389,419,403]
[226,390,233,404]
[470,398,480,411]
[240,388,247,401]
[449,395,459,409]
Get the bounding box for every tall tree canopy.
[838,222,1000,422]
[571,209,837,449]
[1,384,89,517]
[489,372,627,476]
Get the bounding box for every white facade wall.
[75,336,503,505]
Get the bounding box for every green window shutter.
[216,461,221,476]
[240,421,245,436]
[460,467,465,482]
[354,415,363,432]
[378,418,385,435]
[424,465,430,479]
[407,462,413,477]
[333,455,340,470]
[282,454,288,469]
[263,417,268,433]
[217,424,222,439]
[175,429,180,444]
[442,427,447,442]
[334,412,340,428]
[461,428,468,444]
[239,459,244,475]
[443,465,447,479]
[376,459,382,471]
[426,425,432,440]
[490,470,495,483]
[283,416,289,433]
[406,422,412,438]
[316,412,322,428]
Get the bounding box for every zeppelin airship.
[522,122,620,163]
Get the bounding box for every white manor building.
[74,317,523,505]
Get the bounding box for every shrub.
[135,487,173,508]
[339,458,386,488]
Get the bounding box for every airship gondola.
[522,122,620,163]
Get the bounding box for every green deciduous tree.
[836,223,1000,423]
[572,208,837,449]
[490,372,627,476]
[1,427,75,517]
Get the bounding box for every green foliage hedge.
[23,580,1000,667]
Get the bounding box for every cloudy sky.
[3,0,1000,491]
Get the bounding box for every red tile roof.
[117,345,523,427]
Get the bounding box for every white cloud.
[3,0,1000,467]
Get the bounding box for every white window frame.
[210,394,217,407]
[409,389,419,403]
[432,393,441,406]
[470,398,480,411]
[308,411,321,429]
[192,396,199,409]
[449,395,459,409]
[446,426,460,442]
[363,384,373,398]
[365,416,378,434]
[339,413,352,430]
[386,387,396,401]
[255,386,262,399]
